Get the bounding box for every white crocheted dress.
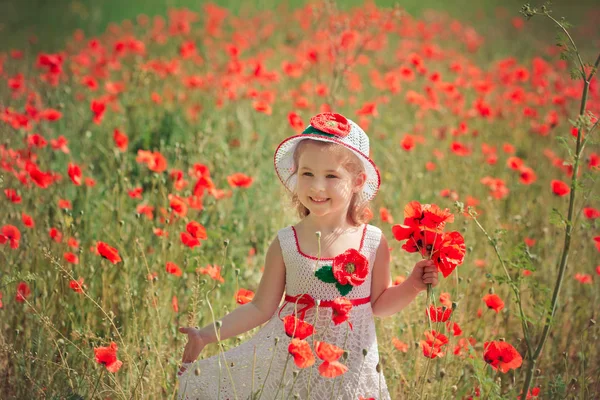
[178,224,391,400]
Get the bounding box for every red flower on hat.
[309,112,351,138]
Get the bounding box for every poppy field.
[0,1,599,399]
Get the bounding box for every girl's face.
[295,141,365,219]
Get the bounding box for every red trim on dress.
[291,224,368,260]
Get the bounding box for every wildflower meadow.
[0,0,599,399]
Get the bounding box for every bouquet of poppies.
[391,201,466,307]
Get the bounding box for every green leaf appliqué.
[315,266,337,283]
[336,282,353,296]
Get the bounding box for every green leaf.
[549,208,569,228]
[336,282,353,296]
[315,266,337,283]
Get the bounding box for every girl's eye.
[302,172,313,177]
[326,174,338,179]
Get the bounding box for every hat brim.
[273,134,381,203]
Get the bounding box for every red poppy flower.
[283,315,315,340]
[446,321,462,336]
[288,112,304,131]
[180,232,200,248]
[97,241,122,264]
[0,225,21,249]
[483,341,522,373]
[22,213,35,228]
[186,221,207,239]
[168,194,187,217]
[68,163,82,185]
[58,199,72,209]
[583,207,600,219]
[392,337,409,352]
[64,252,79,264]
[309,112,350,138]
[0,292,3,308]
[4,189,21,203]
[113,129,128,152]
[236,288,254,305]
[420,340,444,358]
[551,179,570,196]
[252,100,272,115]
[69,278,85,293]
[574,273,592,284]
[39,108,62,121]
[331,248,369,287]
[49,227,62,243]
[519,166,537,185]
[227,173,254,188]
[434,231,466,278]
[94,342,123,373]
[196,264,224,283]
[91,99,106,125]
[424,330,449,348]
[166,261,182,277]
[15,282,31,302]
[379,207,393,224]
[331,297,353,326]
[426,305,452,322]
[288,338,315,368]
[128,187,143,199]
[318,360,348,378]
[483,293,504,313]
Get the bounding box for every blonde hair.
[284,139,371,226]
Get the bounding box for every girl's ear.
[353,172,367,193]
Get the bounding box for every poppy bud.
[376,363,381,373]
[439,368,446,378]
[362,349,368,357]
[315,231,322,239]
[451,302,458,310]
[194,367,201,376]
[215,321,222,329]
[274,337,280,344]
[451,385,458,393]
[224,239,230,247]
[293,371,299,378]
[343,350,349,360]
[489,287,495,294]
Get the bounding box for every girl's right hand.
[177,326,206,376]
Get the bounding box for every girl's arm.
[370,233,437,318]
[196,236,286,345]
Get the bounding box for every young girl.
[177,112,439,399]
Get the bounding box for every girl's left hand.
[407,259,439,292]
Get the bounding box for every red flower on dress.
[331,297,353,326]
[309,112,351,138]
[283,315,315,340]
[94,342,123,373]
[314,341,348,378]
[288,338,315,368]
[331,248,369,286]
[97,241,122,264]
[483,341,523,373]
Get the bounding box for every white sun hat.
[273,112,381,203]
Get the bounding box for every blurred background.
[1,0,599,56]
